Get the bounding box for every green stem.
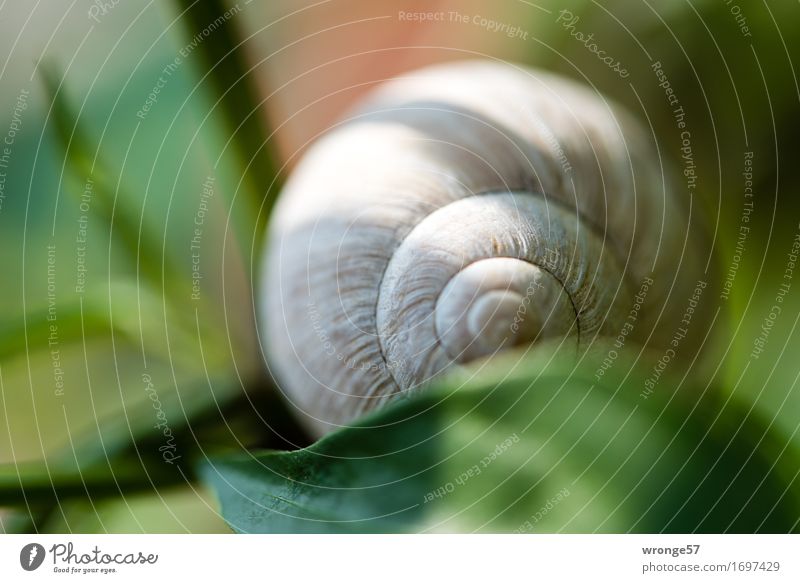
[0,459,186,507]
[173,0,282,243]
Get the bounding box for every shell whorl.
[261,60,700,437]
[434,256,576,363]
[375,192,627,394]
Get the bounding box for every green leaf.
[202,347,800,533]
[0,302,105,365]
[0,375,245,510]
[0,280,180,364]
[39,65,184,297]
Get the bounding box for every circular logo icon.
[19,543,46,571]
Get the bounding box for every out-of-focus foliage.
[1,0,799,533]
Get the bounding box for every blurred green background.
[0,0,798,532]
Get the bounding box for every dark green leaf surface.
[173,0,281,239]
[203,350,800,533]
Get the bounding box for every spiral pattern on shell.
[261,60,705,438]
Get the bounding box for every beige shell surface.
[260,60,705,438]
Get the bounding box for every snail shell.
[260,60,706,438]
